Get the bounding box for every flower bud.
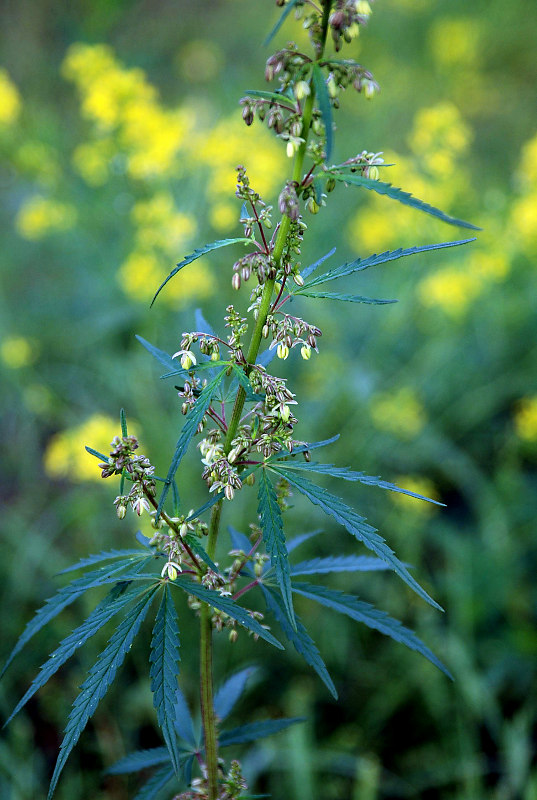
[167,564,178,581]
[181,353,193,370]
[232,273,241,290]
[229,629,239,643]
[245,473,256,486]
[301,345,311,360]
[180,522,189,537]
[294,80,311,100]
[277,342,290,360]
[116,503,127,519]
[293,273,304,286]
[326,176,336,192]
[242,105,254,126]
[211,348,220,361]
[225,485,235,501]
[327,76,338,98]
[262,324,270,338]
[306,196,320,214]
[281,405,291,422]
[366,165,380,180]
[182,402,189,415]
[363,79,378,99]
[355,0,372,14]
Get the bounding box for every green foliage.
[219,718,306,747]
[312,64,333,162]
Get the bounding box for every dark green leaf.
[120,408,128,437]
[47,587,158,799]
[229,363,265,401]
[312,63,333,162]
[322,172,480,230]
[290,554,392,576]
[286,530,324,554]
[258,470,295,628]
[172,480,181,516]
[186,490,225,521]
[243,89,296,110]
[150,587,182,778]
[173,685,197,748]
[133,765,175,800]
[184,536,219,573]
[156,370,226,519]
[172,577,283,649]
[85,445,108,461]
[262,587,337,698]
[292,582,452,678]
[263,0,300,46]
[135,335,178,372]
[270,468,442,611]
[297,290,396,304]
[228,526,253,556]
[151,238,251,306]
[5,582,145,726]
[220,717,305,747]
[57,549,149,575]
[214,667,258,721]
[269,434,339,460]
[106,747,170,775]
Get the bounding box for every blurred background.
[1,0,536,797]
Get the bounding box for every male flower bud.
[225,485,235,501]
[364,165,380,180]
[281,404,291,423]
[242,104,254,126]
[327,75,338,98]
[277,342,290,360]
[211,347,220,361]
[232,273,241,290]
[229,629,239,643]
[278,182,300,221]
[326,176,336,192]
[305,196,320,214]
[180,522,189,537]
[161,560,182,581]
[301,345,311,360]
[355,0,372,14]
[294,80,311,100]
[293,273,304,286]
[172,349,197,370]
[245,473,256,486]
[363,79,378,99]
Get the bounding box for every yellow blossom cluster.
[408,102,472,181]
[513,397,537,443]
[370,387,426,439]
[0,336,37,369]
[16,195,76,240]
[0,69,21,127]
[389,475,440,516]
[511,130,537,254]
[428,18,481,70]
[44,413,138,482]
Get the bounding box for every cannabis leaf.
[290,554,392,576]
[258,469,295,628]
[219,717,305,747]
[214,666,258,721]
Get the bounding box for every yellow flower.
[0,69,21,126]
[514,397,537,443]
[390,476,440,515]
[370,387,426,439]
[418,267,481,317]
[408,102,471,179]
[1,336,37,369]
[132,193,196,254]
[429,18,481,69]
[210,202,237,232]
[16,196,76,240]
[510,193,537,252]
[72,140,112,186]
[44,414,139,482]
[119,250,212,306]
[518,132,537,187]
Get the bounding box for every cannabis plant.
[3,2,478,798]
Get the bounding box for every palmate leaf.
[132,764,175,800]
[290,554,392,576]
[297,290,397,304]
[150,586,182,778]
[214,666,258,721]
[263,0,301,46]
[173,685,197,748]
[276,461,443,505]
[312,63,333,162]
[262,586,337,699]
[135,335,179,373]
[5,582,145,727]
[257,470,295,628]
[107,746,171,775]
[322,171,480,230]
[172,577,283,649]
[300,246,336,280]
[47,586,159,799]
[219,717,305,747]
[301,239,476,290]
[57,549,148,575]
[156,370,226,519]
[292,582,452,678]
[1,557,152,678]
[270,467,442,611]
[286,530,324,554]
[151,238,251,306]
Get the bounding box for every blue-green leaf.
[57,549,149,575]
[1,558,151,678]
[214,667,258,722]
[258,470,295,628]
[194,308,216,338]
[172,578,283,649]
[302,239,475,289]
[106,747,171,775]
[5,582,145,726]
[312,63,333,162]
[135,335,178,372]
[300,247,336,280]
[220,717,305,747]
[277,462,443,505]
[243,89,296,110]
[47,587,158,799]
[263,0,300,46]
[292,582,452,678]
[229,363,265,401]
[269,434,339,461]
[270,468,442,611]
[173,685,197,749]
[322,172,480,230]
[296,290,397,304]
[120,408,128,437]
[286,530,324,554]
[186,490,225,521]
[133,764,175,800]
[151,238,251,306]
[150,587,182,778]
[85,445,108,461]
[228,525,253,556]
[156,370,226,520]
[262,586,337,698]
[290,554,392,576]
[184,536,219,573]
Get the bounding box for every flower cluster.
[265,312,322,359]
[98,434,156,517]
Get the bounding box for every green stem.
[199,8,331,796]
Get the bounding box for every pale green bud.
[301,345,312,360]
[277,342,290,360]
[294,80,311,100]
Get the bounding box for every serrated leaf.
[214,667,258,722]
[229,363,265,401]
[132,764,175,800]
[302,239,475,289]
[292,582,452,678]
[106,747,171,775]
[286,530,324,554]
[184,536,219,573]
[150,587,182,778]
[151,238,250,306]
[258,470,295,628]
[297,290,397,304]
[156,370,226,519]
[323,172,480,230]
[270,468,442,611]
[270,434,339,460]
[228,526,253,556]
[1,558,151,678]
[173,685,197,748]
[47,587,158,799]
[312,63,333,162]
[278,461,443,505]
[262,586,337,698]
[300,247,336,280]
[219,717,305,747]
[135,335,178,372]
[186,490,225,521]
[263,0,300,46]
[243,89,296,111]
[172,577,283,649]
[57,549,148,575]
[290,554,392,576]
[194,308,216,338]
[5,582,145,727]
